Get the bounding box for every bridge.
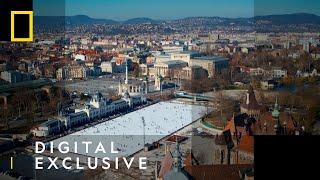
[174,91,213,101]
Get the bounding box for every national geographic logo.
[0,0,33,42]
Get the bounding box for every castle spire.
[172,140,182,172]
[272,98,280,119]
[272,97,281,134]
[125,59,128,85]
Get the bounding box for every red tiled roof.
[185,164,253,180]
[184,152,199,167]
[165,135,187,143]
[238,135,254,154]
[253,112,295,135]
[241,86,261,110]
[225,116,236,134]
[158,152,173,178]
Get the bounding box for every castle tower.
[163,140,190,180]
[240,86,261,118]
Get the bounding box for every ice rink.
[51,101,209,160]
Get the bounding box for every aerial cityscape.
[1,0,320,179]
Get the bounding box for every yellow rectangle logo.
[11,11,33,42]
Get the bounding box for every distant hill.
[254,13,320,25]
[123,17,161,24]
[35,15,118,27]
[34,13,320,33]
[176,13,320,26]
[170,16,252,26]
[65,15,118,25]
[35,13,320,26]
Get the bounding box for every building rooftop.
[241,86,262,111]
[175,51,200,55]
[192,56,229,62]
[238,135,254,154]
[38,118,60,128]
[157,60,188,66]
[68,111,87,118]
[159,152,174,179]
[253,112,296,135]
[164,170,191,180]
[184,164,253,180]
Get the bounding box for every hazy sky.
[34,0,320,20]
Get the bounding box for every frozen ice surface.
[51,101,208,160]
